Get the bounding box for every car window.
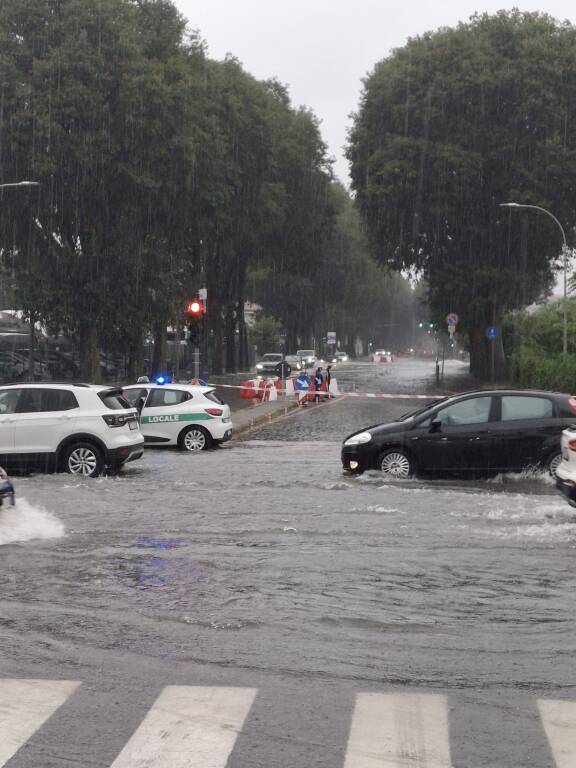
[501,396,553,421]
[204,390,225,405]
[18,388,79,413]
[0,388,22,414]
[437,396,493,426]
[123,388,149,406]
[146,389,192,408]
[99,390,133,410]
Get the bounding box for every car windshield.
[262,354,282,361]
[397,398,446,421]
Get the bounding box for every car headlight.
[256,364,263,369]
[344,431,372,446]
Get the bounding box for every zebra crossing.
[1,679,575,767]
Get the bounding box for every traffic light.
[185,299,205,318]
[185,298,206,347]
[418,322,424,328]
[429,322,434,329]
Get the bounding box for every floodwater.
[0,359,574,767]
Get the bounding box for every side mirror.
[430,419,442,433]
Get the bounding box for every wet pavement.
[0,359,575,767]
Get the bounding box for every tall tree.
[347,11,576,379]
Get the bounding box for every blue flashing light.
[155,375,169,385]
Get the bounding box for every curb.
[232,401,300,439]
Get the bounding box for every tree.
[347,11,576,379]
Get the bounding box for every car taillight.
[205,408,223,416]
[568,439,576,452]
[568,397,576,413]
[102,414,129,427]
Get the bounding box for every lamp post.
[500,202,569,357]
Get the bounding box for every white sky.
[174,0,575,184]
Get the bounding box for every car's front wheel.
[178,425,213,452]
[64,442,104,477]
[379,448,415,479]
[546,450,562,478]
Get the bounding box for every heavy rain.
[1,2,576,767]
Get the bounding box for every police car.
[122,383,232,452]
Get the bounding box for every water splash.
[0,498,65,545]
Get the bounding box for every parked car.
[555,426,576,506]
[0,384,144,476]
[255,353,284,376]
[342,389,575,478]
[0,467,15,506]
[123,383,232,451]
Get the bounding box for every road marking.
[0,678,80,767]
[344,692,453,767]
[110,686,257,768]
[538,699,576,768]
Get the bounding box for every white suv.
[0,384,144,477]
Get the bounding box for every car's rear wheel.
[178,425,212,452]
[379,449,415,479]
[64,442,104,477]
[546,451,562,477]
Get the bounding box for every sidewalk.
[232,398,299,439]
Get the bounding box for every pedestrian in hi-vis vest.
[295,370,311,406]
[314,367,324,403]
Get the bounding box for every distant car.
[342,389,574,478]
[0,467,15,506]
[334,352,348,363]
[296,349,316,368]
[556,426,576,505]
[256,353,284,376]
[285,355,303,371]
[123,383,232,451]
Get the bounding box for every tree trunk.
[469,324,506,382]
[28,313,35,382]
[225,304,236,373]
[128,333,144,382]
[151,319,167,377]
[79,321,100,382]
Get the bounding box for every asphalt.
[0,358,573,768]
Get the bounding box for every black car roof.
[444,389,571,399]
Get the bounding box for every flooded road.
[0,359,574,767]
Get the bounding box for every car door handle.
[58,415,72,420]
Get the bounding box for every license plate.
[129,420,138,431]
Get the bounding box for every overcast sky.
[174,0,575,184]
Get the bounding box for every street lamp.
[500,202,569,357]
[0,181,40,190]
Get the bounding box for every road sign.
[486,326,499,341]
[446,313,459,326]
[448,324,456,336]
[327,331,337,344]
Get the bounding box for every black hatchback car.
[342,390,576,478]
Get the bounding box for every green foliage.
[506,299,576,389]
[249,316,282,355]
[348,10,576,379]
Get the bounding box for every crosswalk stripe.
[109,686,257,768]
[0,678,80,767]
[344,692,453,768]
[538,699,576,768]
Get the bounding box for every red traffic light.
[185,299,205,317]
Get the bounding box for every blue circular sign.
[486,326,499,340]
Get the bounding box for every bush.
[509,348,576,393]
